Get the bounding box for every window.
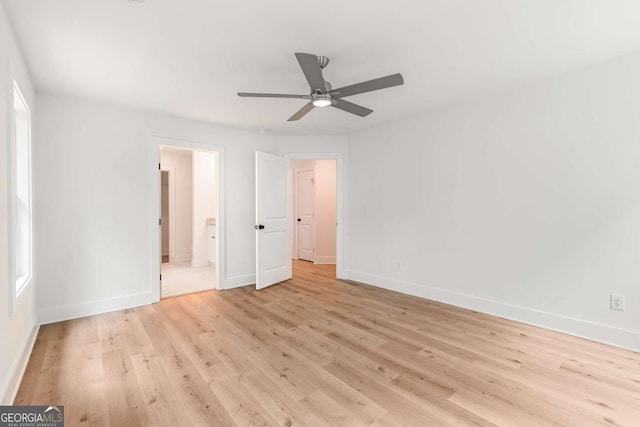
[12,81,32,297]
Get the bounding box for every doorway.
[292,159,337,269]
[159,145,218,298]
[160,170,170,263]
[254,152,343,290]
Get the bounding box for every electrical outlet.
[610,294,625,311]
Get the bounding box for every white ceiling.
[4,0,640,135]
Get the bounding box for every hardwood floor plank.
[272,340,387,423]
[208,375,277,426]
[240,370,313,426]
[129,351,182,427]
[323,359,455,426]
[101,349,150,427]
[137,309,237,426]
[297,390,359,426]
[15,260,640,426]
[14,334,51,405]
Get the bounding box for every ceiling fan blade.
[331,73,404,98]
[295,53,326,92]
[238,92,311,99]
[332,98,373,117]
[287,102,315,121]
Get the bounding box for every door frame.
[284,153,345,279]
[159,168,176,262]
[149,136,226,302]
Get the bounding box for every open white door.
[256,152,292,290]
[296,169,315,262]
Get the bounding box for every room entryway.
[159,145,218,298]
[161,170,170,263]
[292,159,337,268]
[254,151,340,290]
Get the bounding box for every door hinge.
[158,163,161,170]
[159,218,162,226]
[160,274,162,281]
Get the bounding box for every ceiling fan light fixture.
[237,52,404,121]
[311,94,332,108]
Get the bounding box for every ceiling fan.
[238,53,404,122]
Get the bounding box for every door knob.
[297,218,301,222]
[255,224,265,230]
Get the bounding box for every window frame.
[8,75,33,315]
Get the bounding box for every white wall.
[291,159,336,264]
[191,150,216,268]
[347,51,640,351]
[0,3,38,404]
[34,94,348,323]
[160,148,192,262]
[314,160,337,264]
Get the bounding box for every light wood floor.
[16,261,640,426]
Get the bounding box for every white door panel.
[256,152,292,289]
[296,169,315,262]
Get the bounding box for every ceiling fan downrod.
[317,55,330,70]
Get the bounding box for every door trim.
[149,136,226,302]
[284,153,345,279]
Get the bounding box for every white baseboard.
[39,291,154,325]
[314,256,336,264]
[346,270,640,352]
[1,323,39,405]
[221,274,255,290]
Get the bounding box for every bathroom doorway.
[160,170,170,263]
[159,145,219,298]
